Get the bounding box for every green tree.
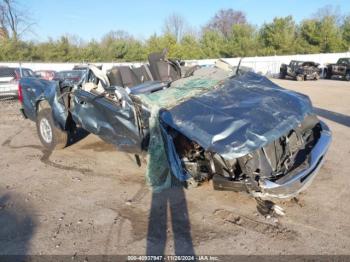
[124,40,147,61]
[80,40,104,62]
[178,35,203,59]
[226,23,258,57]
[200,30,226,58]
[342,16,350,50]
[297,16,344,53]
[259,16,296,55]
[318,16,343,52]
[146,33,180,58]
[296,19,322,53]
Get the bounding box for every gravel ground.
[0,79,349,256]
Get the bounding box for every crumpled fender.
[35,81,69,131]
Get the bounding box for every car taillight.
[18,83,23,103]
[15,71,20,80]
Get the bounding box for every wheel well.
[36,99,75,131]
[36,100,50,112]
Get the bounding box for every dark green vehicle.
[326,58,350,81]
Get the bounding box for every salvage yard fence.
[1,52,350,77]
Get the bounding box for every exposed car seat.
[119,66,141,87]
[131,64,153,82]
[107,66,142,88]
[148,51,181,82]
[106,50,182,90]
[107,67,124,87]
[148,52,164,81]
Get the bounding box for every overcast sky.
[23,0,350,42]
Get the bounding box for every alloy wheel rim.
[40,118,52,144]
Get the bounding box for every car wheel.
[296,75,304,81]
[345,72,350,81]
[325,67,332,79]
[36,108,68,150]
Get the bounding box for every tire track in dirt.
[1,128,145,184]
[3,126,151,253]
[2,131,93,175]
[98,185,149,253]
[214,209,298,240]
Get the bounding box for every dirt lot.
[0,79,350,256]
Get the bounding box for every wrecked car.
[18,52,331,199]
[280,60,321,81]
[326,58,350,80]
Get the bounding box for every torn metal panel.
[135,67,232,191]
[160,72,314,159]
[71,87,143,153]
[20,78,69,130]
[254,121,332,199]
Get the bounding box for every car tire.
[325,68,332,79]
[345,72,350,81]
[36,108,68,150]
[296,75,304,81]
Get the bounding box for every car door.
[71,87,143,153]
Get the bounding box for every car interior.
[80,50,187,97]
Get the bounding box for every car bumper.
[255,120,332,199]
[0,84,18,97]
[331,74,346,79]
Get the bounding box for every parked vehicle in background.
[0,67,35,98]
[326,58,350,80]
[280,60,321,81]
[53,70,85,84]
[35,70,56,81]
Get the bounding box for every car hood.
[160,72,314,159]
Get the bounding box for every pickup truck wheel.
[345,72,350,81]
[36,108,68,150]
[296,75,304,81]
[324,67,330,79]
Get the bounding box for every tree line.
[1,2,350,62]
